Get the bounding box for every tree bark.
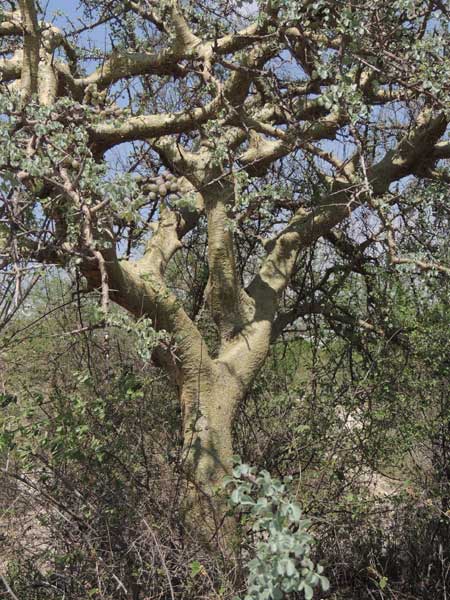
[82,249,247,535]
[179,361,243,536]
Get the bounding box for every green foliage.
[104,310,171,361]
[0,278,188,599]
[0,93,145,258]
[226,460,329,600]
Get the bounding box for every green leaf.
[288,502,302,521]
[320,575,330,591]
[285,558,296,577]
[190,560,202,577]
[230,488,241,504]
[303,583,314,600]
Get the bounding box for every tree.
[1,0,449,524]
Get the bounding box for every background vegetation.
[1,252,449,599]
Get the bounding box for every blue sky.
[42,0,112,52]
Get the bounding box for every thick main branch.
[18,0,40,103]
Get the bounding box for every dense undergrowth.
[1,270,449,599]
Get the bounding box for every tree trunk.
[180,363,242,538]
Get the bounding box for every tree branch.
[212,112,449,387]
[18,0,40,103]
[0,11,22,36]
[202,182,249,342]
[248,111,448,315]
